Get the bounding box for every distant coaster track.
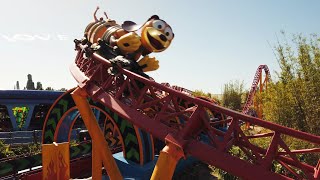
[242,64,270,117]
[69,42,320,179]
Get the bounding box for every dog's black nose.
[159,34,167,42]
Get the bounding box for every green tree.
[262,34,320,166]
[263,34,320,135]
[192,90,221,104]
[222,80,246,111]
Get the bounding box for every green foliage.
[0,141,41,159]
[222,80,246,111]
[263,34,320,135]
[213,33,320,178]
[214,168,238,180]
[27,143,41,155]
[192,90,221,104]
[0,141,14,158]
[262,33,320,168]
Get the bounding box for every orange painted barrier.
[42,142,70,180]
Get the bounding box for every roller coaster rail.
[242,64,270,116]
[69,41,320,179]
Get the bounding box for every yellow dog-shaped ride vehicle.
[83,9,174,73]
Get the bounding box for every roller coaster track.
[242,64,270,117]
[242,65,270,118]
[69,42,320,179]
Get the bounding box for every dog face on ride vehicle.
[122,15,174,53]
[141,16,174,52]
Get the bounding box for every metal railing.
[0,129,81,145]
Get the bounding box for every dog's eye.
[164,27,173,40]
[152,20,165,30]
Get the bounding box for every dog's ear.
[122,21,142,32]
[147,15,159,21]
[122,15,160,32]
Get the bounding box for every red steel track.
[242,65,270,116]
[70,43,320,179]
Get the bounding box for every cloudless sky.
[0,0,319,93]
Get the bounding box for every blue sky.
[0,1,319,93]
